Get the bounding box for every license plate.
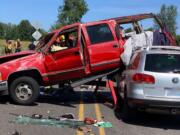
[166,89,180,97]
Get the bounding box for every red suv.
[0,13,175,105]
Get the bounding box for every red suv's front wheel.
[9,76,39,105]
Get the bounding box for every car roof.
[53,13,159,32]
[146,50,180,54]
[136,46,180,55]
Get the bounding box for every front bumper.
[0,81,8,91]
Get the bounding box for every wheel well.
[8,69,43,86]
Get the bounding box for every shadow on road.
[37,90,112,108]
[0,89,112,107]
[115,109,180,130]
[0,87,112,104]
[0,95,11,104]
[128,112,180,130]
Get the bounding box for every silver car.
[119,46,180,119]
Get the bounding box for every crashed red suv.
[0,13,176,105]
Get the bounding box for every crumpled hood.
[0,51,45,81]
[0,51,36,64]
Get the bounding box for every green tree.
[0,21,47,41]
[176,35,180,45]
[125,28,133,33]
[17,20,35,40]
[1,23,18,40]
[39,29,48,37]
[0,23,5,39]
[51,0,88,31]
[50,23,63,32]
[7,24,18,40]
[158,4,177,36]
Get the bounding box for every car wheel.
[113,73,124,111]
[9,76,39,105]
[121,88,137,121]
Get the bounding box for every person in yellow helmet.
[56,35,65,43]
[51,35,68,52]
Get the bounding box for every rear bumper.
[128,98,180,108]
[0,81,8,91]
[127,84,180,108]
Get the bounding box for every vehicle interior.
[117,17,166,47]
[50,28,78,52]
[114,13,176,48]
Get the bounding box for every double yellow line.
[94,99,106,135]
[76,90,84,135]
[76,89,106,135]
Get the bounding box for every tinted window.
[86,24,114,44]
[145,54,180,73]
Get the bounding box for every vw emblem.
[172,78,179,84]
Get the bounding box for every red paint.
[132,73,155,84]
[107,80,117,106]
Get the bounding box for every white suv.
[119,46,180,119]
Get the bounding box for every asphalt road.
[0,86,180,135]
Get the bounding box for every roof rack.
[145,46,180,51]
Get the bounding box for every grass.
[0,39,30,56]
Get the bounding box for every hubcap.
[15,83,33,101]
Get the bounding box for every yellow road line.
[76,88,106,135]
[94,99,106,135]
[76,90,84,135]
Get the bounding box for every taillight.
[132,73,155,84]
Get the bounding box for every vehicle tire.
[121,88,137,121]
[9,76,40,105]
[114,73,124,111]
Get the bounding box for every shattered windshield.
[35,33,55,52]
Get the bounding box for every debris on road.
[10,115,86,128]
[47,110,50,115]
[104,101,114,109]
[61,113,75,119]
[10,113,112,130]
[78,126,92,133]
[94,121,113,128]
[84,117,97,125]
[11,130,21,135]
[32,114,43,119]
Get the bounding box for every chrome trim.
[91,59,120,68]
[0,81,8,91]
[147,46,180,51]
[42,67,84,77]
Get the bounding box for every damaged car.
[0,13,176,105]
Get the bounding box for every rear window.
[86,24,114,44]
[145,54,180,73]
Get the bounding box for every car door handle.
[113,44,119,48]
